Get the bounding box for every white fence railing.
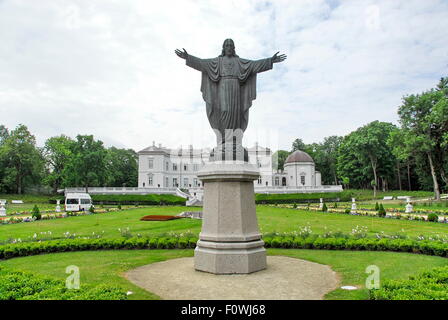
[254,185,343,194]
[60,185,343,196]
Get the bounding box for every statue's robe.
[186,55,272,139]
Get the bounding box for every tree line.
[273,77,448,200]
[0,127,138,194]
[1,77,446,198]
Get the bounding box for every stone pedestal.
[194,161,266,274]
[351,198,357,214]
[405,197,413,213]
[56,199,61,213]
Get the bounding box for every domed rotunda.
[284,150,321,187]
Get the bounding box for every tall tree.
[64,135,107,191]
[105,147,138,187]
[291,138,306,152]
[43,135,74,193]
[397,78,448,200]
[0,124,44,194]
[310,136,342,185]
[337,121,396,195]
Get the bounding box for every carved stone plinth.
[194,161,266,274]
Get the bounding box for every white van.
[65,193,93,212]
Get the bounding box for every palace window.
[165,162,169,171]
[193,178,198,187]
[258,177,262,185]
[165,177,169,187]
[173,163,177,171]
[183,177,189,187]
[275,177,280,186]
[300,176,306,185]
[184,164,188,171]
[148,158,154,169]
[148,174,153,186]
[173,178,178,187]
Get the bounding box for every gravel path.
[124,256,339,300]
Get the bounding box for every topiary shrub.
[31,205,41,220]
[378,204,386,217]
[427,213,438,222]
[322,203,328,212]
[375,202,379,211]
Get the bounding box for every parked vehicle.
[65,193,93,212]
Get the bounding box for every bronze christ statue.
[175,39,286,160]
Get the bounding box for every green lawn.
[1,205,448,243]
[268,249,448,299]
[1,248,446,300]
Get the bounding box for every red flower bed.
[140,215,182,221]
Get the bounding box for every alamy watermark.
[365,265,380,289]
[66,265,80,289]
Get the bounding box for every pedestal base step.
[194,239,266,274]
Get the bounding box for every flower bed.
[140,215,182,221]
[0,206,149,225]
[269,204,448,223]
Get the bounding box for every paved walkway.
[124,256,339,300]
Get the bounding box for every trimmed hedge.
[370,266,448,300]
[255,191,352,204]
[1,237,448,261]
[0,238,198,259]
[0,265,127,300]
[49,194,186,205]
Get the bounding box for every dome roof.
[285,150,314,164]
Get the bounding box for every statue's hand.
[272,51,287,63]
[175,48,188,59]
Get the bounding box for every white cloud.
[0,0,447,152]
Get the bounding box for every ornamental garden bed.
[140,215,182,221]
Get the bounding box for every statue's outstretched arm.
[272,51,287,63]
[175,48,188,59]
[175,48,207,72]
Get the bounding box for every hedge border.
[1,237,447,260]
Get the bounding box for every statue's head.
[220,38,238,57]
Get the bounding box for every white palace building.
[136,142,342,197]
[62,142,342,198]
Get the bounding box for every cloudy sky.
[0,0,447,152]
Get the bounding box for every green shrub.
[254,191,351,204]
[31,205,41,220]
[375,202,379,211]
[378,204,386,217]
[1,237,447,266]
[344,208,350,214]
[88,205,95,214]
[322,203,328,212]
[0,266,127,300]
[428,213,439,222]
[90,194,185,206]
[117,204,122,210]
[370,266,448,300]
